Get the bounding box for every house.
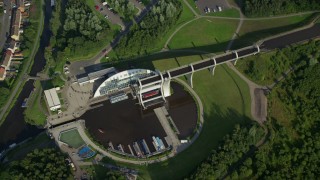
[10,9,22,41]
[0,67,6,81]
[1,50,13,69]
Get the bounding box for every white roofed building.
[94,69,155,98]
[44,88,61,111]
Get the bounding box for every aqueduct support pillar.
[187,64,195,88]
[233,51,239,65]
[210,58,217,76]
[157,70,167,102]
[162,71,172,97]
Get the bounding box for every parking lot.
[93,0,125,28]
[195,0,230,15]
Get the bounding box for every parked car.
[104,15,109,19]
[95,5,99,10]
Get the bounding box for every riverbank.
[0,0,45,126]
[0,0,52,151]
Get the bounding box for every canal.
[82,82,198,154]
[0,0,52,151]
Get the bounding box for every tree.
[1,148,71,179]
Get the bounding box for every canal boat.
[21,98,28,108]
[98,128,105,133]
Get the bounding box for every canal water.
[82,82,198,154]
[0,0,52,151]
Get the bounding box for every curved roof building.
[94,69,155,98]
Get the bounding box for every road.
[0,0,11,50]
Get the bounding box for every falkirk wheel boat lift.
[48,44,261,163]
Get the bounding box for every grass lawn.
[168,18,238,52]
[186,0,200,14]
[59,129,85,148]
[232,13,317,48]
[176,0,196,25]
[24,80,47,126]
[101,53,252,179]
[207,8,240,18]
[104,0,195,61]
[148,0,195,53]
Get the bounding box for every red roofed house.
[0,67,6,81]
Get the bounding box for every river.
[0,0,52,151]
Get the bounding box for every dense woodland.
[243,0,320,17]
[48,0,112,73]
[0,148,71,179]
[189,124,265,179]
[190,41,320,179]
[241,40,320,85]
[113,0,182,59]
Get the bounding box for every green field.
[232,13,317,48]
[24,90,47,125]
[102,53,252,179]
[59,129,85,148]
[146,0,195,53]
[186,0,200,15]
[168,18,238,52]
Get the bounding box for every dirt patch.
[254,88,267,123]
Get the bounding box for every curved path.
[164,0,318,49]
[183,0,199,17]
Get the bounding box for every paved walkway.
[227,62,267,123]
[226,6,244,51]
[154,107,180,148]
[183,0,199,17]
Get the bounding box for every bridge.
[136,24,320,109]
